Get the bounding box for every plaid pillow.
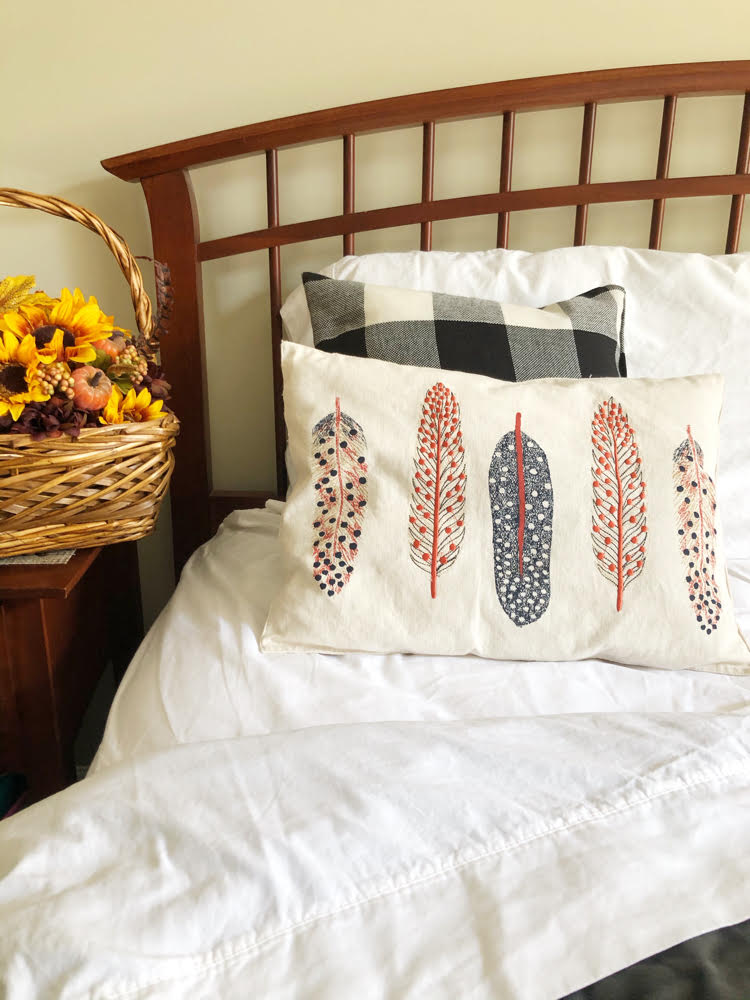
[303,273,627,380]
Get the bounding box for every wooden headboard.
[102,61,750,575]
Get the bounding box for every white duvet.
[95,504,750,766]
[2,505,750,999]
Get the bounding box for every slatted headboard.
[102,61,750,575]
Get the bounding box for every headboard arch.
[102,61,750,575]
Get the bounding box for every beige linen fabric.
[262,343,750,674]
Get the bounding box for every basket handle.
[0,187,155,345]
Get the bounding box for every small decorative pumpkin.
[72,365,113,412]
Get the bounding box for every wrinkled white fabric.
[4,510,750,999]
[281,247,750,557]
[3,713,750,998]
[93,504,750,771]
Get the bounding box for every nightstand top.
[0,547,102,600]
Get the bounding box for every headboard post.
[141,169,212,574]
[264,149,287,499]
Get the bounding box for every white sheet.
[4,512,750,998]
[4,707,750,998]
[93,503,750,772]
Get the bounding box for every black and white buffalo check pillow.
[303,272,627,380]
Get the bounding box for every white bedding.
[3,701,750,997]
[4,240,750,996]
[3,511,750,998]
[93,502,750,771]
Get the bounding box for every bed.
[2,61,750,999]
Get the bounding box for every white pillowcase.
[262,342,750,674]
[281,247,750,559]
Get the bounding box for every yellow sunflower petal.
[99,385,124,425]
[0,313,26,341]
[16,334,40,367]
[145,400,164,421]
[36,328,64,364]
[121,387,137,411]
[49,291,73,326]
[0,330,16,362]
[9,402,25,420]
[66,344,96,364]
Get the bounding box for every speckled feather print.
[489,413,553,627]
[312,398,367,596]
[673,427,721,634]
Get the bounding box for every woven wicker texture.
[0,188,178,556]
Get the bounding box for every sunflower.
[100,386,163,425]
[48,287,127,346]
[0,302,96,365]
[0,331,51,419]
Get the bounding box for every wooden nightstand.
[0,543,143,804]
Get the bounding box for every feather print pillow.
[262,343,750,674]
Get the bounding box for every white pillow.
[281,247,750,558]
[262,343,750,674]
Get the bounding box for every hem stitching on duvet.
[104,759,750,999]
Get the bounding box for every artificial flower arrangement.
[0,186,178,559]
[0,275,171,441]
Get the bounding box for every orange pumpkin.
[92,334,127,360]
[72,365,113,412]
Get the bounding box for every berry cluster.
[119,344,149,385]
[38,361,75,400]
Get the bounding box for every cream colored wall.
[4,0,750,624]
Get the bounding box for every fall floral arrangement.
[0,275,170,441]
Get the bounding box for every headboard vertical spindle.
[574,102,597,245]
[726,91,750,253]
[496,110,515,249]
[420,123,436,251]
[343,134,356,256]
[649,95,677,250]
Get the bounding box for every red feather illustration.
[312,398,367,596]
[591,397,647,611]
[673,426,722,634]
[409,382,466,598]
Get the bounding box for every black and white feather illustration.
[489,412,553,626]
[312,397,368,596]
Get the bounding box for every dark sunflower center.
[0,363,28,396]
[34,325,75,349]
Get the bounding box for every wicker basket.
[0,188,178,556]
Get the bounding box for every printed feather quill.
[673,427,721,634]
[489,412,553,626]
[409,382,466,598]
[312,398,367,596]
[591,397,647,611]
